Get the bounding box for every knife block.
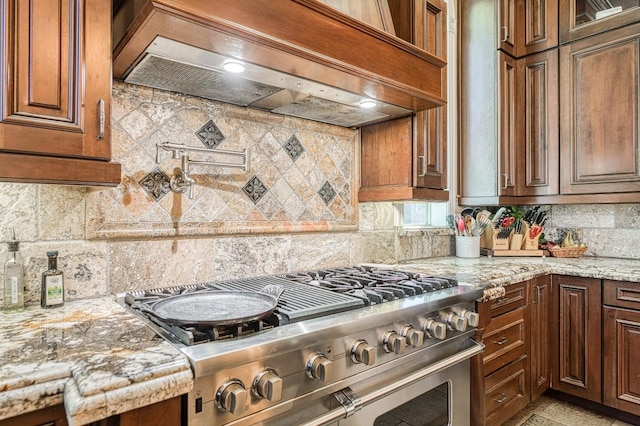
[480,228,510,250]
[521,222,542,250]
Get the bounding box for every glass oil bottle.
[4,229,24,313]
[41,251,64,308]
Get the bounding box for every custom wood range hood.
[112,0,446,127]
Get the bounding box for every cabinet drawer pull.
[98,99,105,140]
[493,337,509,345]
[418,155,427,177]
[496,296,509,304]
[493,392,509,403]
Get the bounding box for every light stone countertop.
[2,256,640,425]
[0,298,193,425]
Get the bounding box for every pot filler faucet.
[156,141,249,199]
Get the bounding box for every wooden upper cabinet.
[499,52,520,197]
[517,49,559,197]
[360,0,448,202]
[359,116,449,202]
[499,0,558,58]
[560,0,640,43]
[0,0,120,186]
[560,23,640,195]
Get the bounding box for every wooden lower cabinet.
[478,280,530,426]
[550,275,601,402]
[0,404,67,426]
[530,275,551,399]
[603,280,640,416]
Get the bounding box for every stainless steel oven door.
[302,340,483,426]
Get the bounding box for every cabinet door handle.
[493,337,509,345]
[493,392,509,403]
[97,99,105,140]
[534,285,541,304]
[501,26,509,43]
[501,173,508,189]
[418,155,427,177]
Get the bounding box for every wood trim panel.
[0,152,121,186]
[112,0,446,112]
[357,186,449,202]
[560,24,640,195]
[550,275,601,403]
[603,306,640,416]
[361,117,412,189]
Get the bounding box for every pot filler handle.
[300,340,485,426]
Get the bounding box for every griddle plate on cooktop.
[211,276,364,322]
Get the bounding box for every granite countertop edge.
[2,256,640,423]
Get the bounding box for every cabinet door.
[1,0,111,159]
[550,275,601,402]
[499,0,521,56]
[560,23,640,195]
[560,0,640,43]
[603,306,640,416]
[414,0,447,190]
[530,275,551,399]
[0,404,67,426]
[499,52,520,197]
[522,0,558,55]
[517,49,559,197]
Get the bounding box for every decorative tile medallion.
[196,120,225,149]
[243,176,269,204]
[283,135,305,162]
[139,167,171,201]
[318,181,337,205]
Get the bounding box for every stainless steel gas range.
[121,266,484,425]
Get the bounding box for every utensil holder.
[456,236,480,258]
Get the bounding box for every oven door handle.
[301,340,485,426]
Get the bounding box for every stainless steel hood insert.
[124,37,405,127]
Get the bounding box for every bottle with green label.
[3,229,24,313]
[41,251,64,308]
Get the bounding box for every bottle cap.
[47,251,59,257]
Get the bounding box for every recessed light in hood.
[123,37,411,128]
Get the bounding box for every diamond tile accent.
[196,120,225,149]
[318,181,337,205]
[139,167,171,201]
[283,135,305,162]
[243,176,269,204]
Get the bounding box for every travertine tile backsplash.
[0,82,450,304]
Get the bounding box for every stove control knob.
[351,340,376,365]
[252,369,283,402]
[442,311,469,332]
[401,325,425,348]
[306,352,333,382]
[215,379,249,415]
[424,318,447,340]
[382,331,407,354]
[459,309,480,327]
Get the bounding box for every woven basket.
[548,246,587,258]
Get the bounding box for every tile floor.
[503,395,635,426]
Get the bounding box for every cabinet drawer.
[603,280,640,310]
[483,307,527,375]
[485,356,529,426]
[491,281,528,317]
